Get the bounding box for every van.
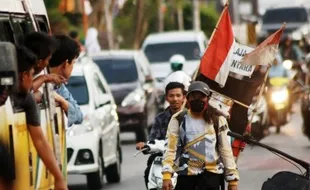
[0,1,67,189]
[258,5,310,42]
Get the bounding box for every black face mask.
[189,99,206,113]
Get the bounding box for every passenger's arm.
[32,74,66,92]
[56,85,83,127]
[217,117,239,186]
[27,125,64,181]
[162,116,180,180]
[53,92,69,113]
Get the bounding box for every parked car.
[141,30,208,109]
[91,50,158,142]
[65,52,122,189]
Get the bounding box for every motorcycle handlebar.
[227,131,310,178]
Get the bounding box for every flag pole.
[193,0,230,81]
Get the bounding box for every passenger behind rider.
[136,82,187,188]
[21,32,66,103]
[12,46,67,190]
[268,53,290,79]
[48,35,83,127]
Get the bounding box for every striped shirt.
[162,111,239,185]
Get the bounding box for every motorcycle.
[265,77,290,133]
[134,140,178,190]
[247,95,269,141]
[299,53,310,140]
[228,131,310,190]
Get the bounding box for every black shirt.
[11,92,40,126]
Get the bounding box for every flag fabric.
[199,6,235,87]
[241,24,286,66]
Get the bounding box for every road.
[68,103,310,190]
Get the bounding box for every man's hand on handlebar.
[163,179,173,190]
[228,184,238,190]
[136,142,145,150]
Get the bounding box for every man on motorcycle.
[280,35,304,62]
[170,54,185,73]
[269,53,290,78]
[162,81,239,190]
[136,81,187,188]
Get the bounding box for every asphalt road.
[68,103,310,190]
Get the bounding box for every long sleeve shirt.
[162,112,239,186]
[148,107,173,142]
[55,84,83,127]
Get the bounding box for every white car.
[65,53,122,189]
[141,30,207,110]
[141,30,207,81]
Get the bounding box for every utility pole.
[104,0,114,49]
[252,0,259,17]
[193,0,200,31]
[158,0,165,32]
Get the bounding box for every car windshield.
[65,76,89,105]
[263,8,308,24]
[93,58,138,84]
[144,42,201,63]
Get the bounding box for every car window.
[144,41,201,63]
[66,76,89,105]
[262,8,308,24]
[93,58,139,84]
[92,72,108,107]
[137,52,151,76]
[94,73,107,95]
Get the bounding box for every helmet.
[170,54,185,72]
[164,71,192,93]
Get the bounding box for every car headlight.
[283,60,293,70]
[121,88,145,107]
[292,31,302,41]
[271,88,289,103]
[67,115,93,136]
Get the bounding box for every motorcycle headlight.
[121,88,145,107]
[283,60,293,70]
[271,88,289,103]
[67,115,93,136]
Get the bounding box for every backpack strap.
[175,110,187,146]
[175,110,187,128]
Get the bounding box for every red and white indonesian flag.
[240,24,286,66]
[200,6,251,87]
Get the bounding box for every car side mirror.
[0,42,18,89]
[0,42,18,106]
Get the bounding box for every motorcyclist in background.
[136,75,190,189]
[268,53,289,79]
[280,35,304,62]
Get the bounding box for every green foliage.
[183,2,219,38]
[115,1,219,48]
[114,0,157,49]
[44,0,61,9]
